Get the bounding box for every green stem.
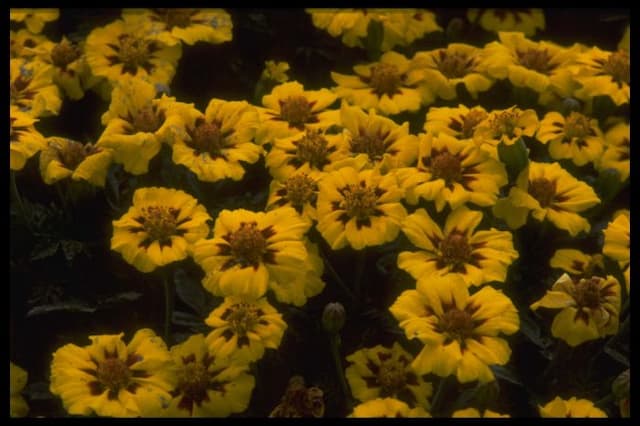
[163,272,175,345]
[10,171,32,232]
[329,333,351,413]
[320,248,355,302]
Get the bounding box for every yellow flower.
[10,29,49,59]
[332,51,425,115]
[193,207,310,301]
[306,9,371,48]
[10,106,46,171]
[397,132,508,212]
[341,102,418,172]
[531,273,621,347]
[97,78,193,175]
[261,60,290,83]
[160,334,254,417]
[111,187,211,273]
[452,407,509,417]
[85,16,182,86]
[170,99,263,182]
[603,210,630,292]
[350,398,431,417]
[413,43,494,101]
[265,128,350,181]
[390,275,519,383]
[39,137,113,187]
[550,249,604,278]
[424,104,489,140]
[10,58,62,118]
[316,166,407,250]
[467,9,545,36]
[473,106,539,157]
[257,81,340,144]
[123,8,233,46]
[572,47,629,106]
[596,121,629,182]
[49,329,175,417]
[375,9,442,52]
[492,161,600,236]
[537,111,605,166]
[10,8,59,33]
[266,173,319,224]
[539,396,607,417]
[345,342,432,409]
[10,362,29,418]
[398,206,518,287]
[205,296,287,363]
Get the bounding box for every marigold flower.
[111,187,211,273]
[375,9,441,52]
[10,58,62,118]
[390,275,519,383]
[603,210,630,292]
[550,249,604,278]
[10,106,46,171]
[10,362,29,418]
[193,207,311,301]
[572,47,629,106]
[596,121,629,182]
[397,132,508,212]
[345,342,432,409]
[531,273,621,347]
[539,396,607,417]
[452,407,509,417]
[467,9,545,37]
[350,397,430,417]
[205,296,287,364]
[10,8,59,34]
[398,207,518,287]
[424,104,488,140]
[39,137,113,187]
[306,9,371,48]
[160,334,254,417]
[266,173,319,224]
[170,99,263,182]
[49,329,175,417]
[492,161,600,236]
[332,51,425,115]
[473,106,539,157]
[261,60,290,84]
[316,166,407,250]
[10,29,49,59]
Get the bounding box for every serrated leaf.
[27,301,96,317]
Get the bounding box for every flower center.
[132,104,162,133]
[140,205,179,242]
[573,277,603,309]
[163,8,195,30]
[437,51,474,79]
[490,110,520,138]
[280,96,313,127]
[53,140,101,171]
[369,63,402,96]
[460,110,488,138]
[378,360,406,394]
[602,50,630,85]
[284,174,316,209]
[341,184,378,220]
[431,151,462,184]
[517,48,555,74]
[294,129,331,169]
[190,120,225,156]
[118,35,151,69]
[229,222,267,267]
[440,308,475,342]
[227,303,259,337]
[439,232,472,267]
[96,358,132,395]
[349,130,387,161]
[563,112,591,139]
[51,39,81,69]
[528,177,557,208]
[178,361,209,404]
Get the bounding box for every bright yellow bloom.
[193,207,310,301]
[257,81,340,144]
[603,210,630,292]
[350,398,430,417]
[306,9,371,48]
[413,43,494,102]
[39,137,113,187]
[539,396,607,418]
[550,249,604,278]
[375,9,442,52]
[340,102,418,172]
[473,106,538,158]
[160,334,254,417]
[398,207,518,287]
[467,9,545,36]
[97,78,193,175]
[10,8,59,33]
[261,60,290,84]
[205,296,287,364]
[536,111,604,166]
[492,161,600,236]
[266,173,319,224]
[49,329,175,417]
[596,121,629,182]
[332,51,425,115]
[10,29,49,59]
[10,362,29,417]
[10,106,46,171]
[316,167,407,250]
[452,407,510,417]
[424,104,489,140]
[345,342,432,409]
[397,132,508,212]
[531,273,621,347]
[170,99,263,182]
[123,8,233,46]
[572,47,629,106]
[10,58,62,118]
[85,16,182,86]
[111,187,211,273]
[390,275,519,383]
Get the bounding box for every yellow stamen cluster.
[280,96,313,127]
[439,233,472,267]
[528,177,557,208]
[517,48,554,74]
[229,222,267,266]
[602,50,630,85]
[140,206,179,241]
[430,151,462,184]
[284,174,316,208]
[341,184,378,220]
[96,358,132,394]
[369,63,402,96]
[295,130,331,168]
[437,51,474,79]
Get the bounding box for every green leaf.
[490,365,523,386]
[594,168,624,205]
[363,20,384,61]
[174,269,210,318]
[498,138,529,183]
[27,301,96,317]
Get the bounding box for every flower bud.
[322,302,345,334]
